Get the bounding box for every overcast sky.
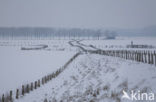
[0,0,156,29]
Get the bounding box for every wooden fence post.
[10,90,12,101]
[16,89,19,99]
[134,51,137,61]
[151,53,154,65]
[126,50,127,60]
[143,51,145,62]
[123,50,125,58]
[137,51,139,62]
[139,51,141,62]
[42,78,44,85]
[138,51,140,62]
[35,81,37,89]
[50,74,52,80]
[144,51,147,63]
[148,52,150,64]
[141,52,144,62]
[131,51,133,60]
[26,84,29,93]
[31,82,33,91]
[52,73,54,78]
[22,85,25,96]
[154,51,156,66]
[38,80,40,87]
[2,94,4,102]
[46,76,48,82]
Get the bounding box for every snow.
[0,40,77,52]
[81,37,156,51]
[1,37,156,102]
[14,54,156,102]
[0,40,77,95]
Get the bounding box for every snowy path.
[68,40,97,53]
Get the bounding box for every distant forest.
[0,27,117,39]
[0,26,155,39]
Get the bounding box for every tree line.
[0,27,117,39]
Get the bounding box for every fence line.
[72,40,156,66]
[0,52,81,102]
[89,50,156,66]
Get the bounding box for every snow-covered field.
[0,37,156,102]
[81,37,156,51]
[0,40,78,51]
[0,40,77,95]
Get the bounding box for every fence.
[89,50,156,66]
[70,40,156,66]
[0,52,81,102]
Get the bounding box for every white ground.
[0,37,156,102]
[15,54,156,102]
[0,40,78,52]
[81,37,156,51]
[0,40,77,95]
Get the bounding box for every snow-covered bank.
[14,54,156,102]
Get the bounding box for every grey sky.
[0,0,156,29]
